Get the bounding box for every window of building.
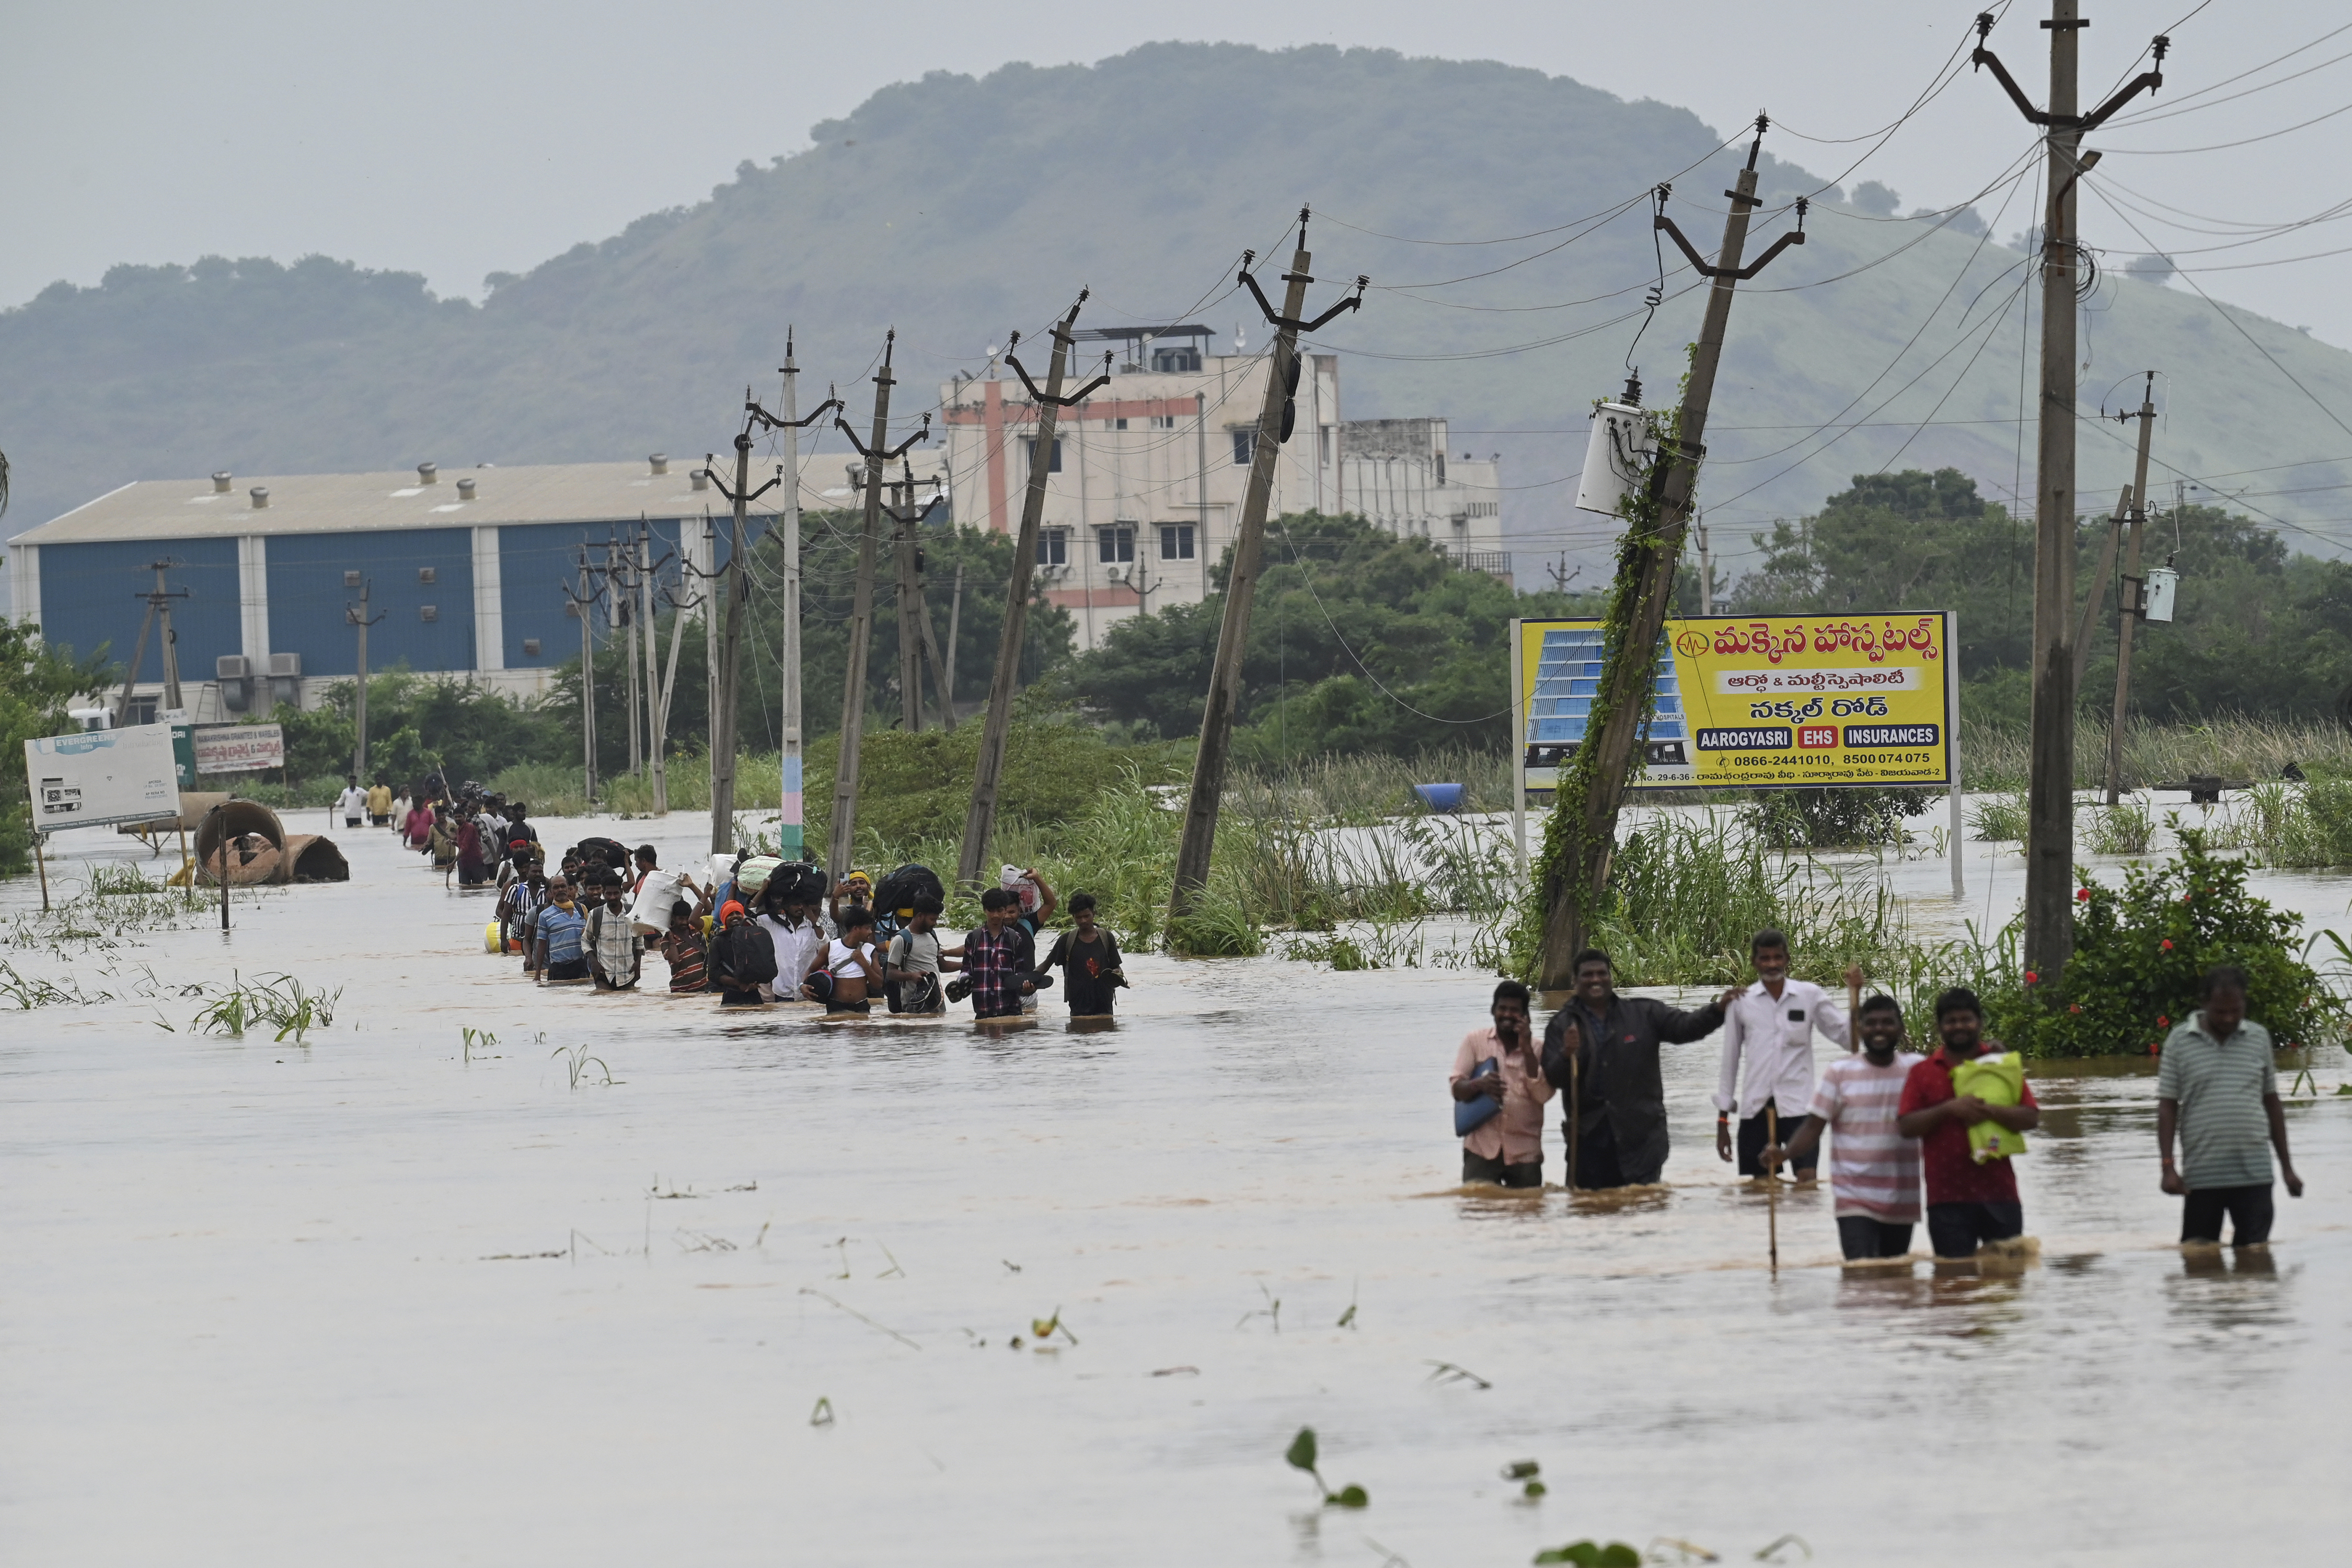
[1231,430,1255,466]
[1097,525,1135,564]
[1036,528,1068,567]
[1159,524,1195,561]
[1151,346,1201,373]
[420,605,439,623]
[1150,414,1176,430]
[522,638,543,657]
[418,567,436,585]
[1114,417,1129,431]
[1027,437,1062,474]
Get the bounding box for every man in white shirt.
[337,778,367,829]
[1714,929,1861,1181]
[756,889,826,1004]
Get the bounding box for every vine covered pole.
[1972,4,2168,982]
[957,296,1111,887]
[1170,211,1365,917]
[1536,119,1807,987]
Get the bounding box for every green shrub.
[1740,785,1932,849]
[1969,791,2028,843]
[1978,825,2345,1057]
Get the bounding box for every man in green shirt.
[2157,965,2304,1247]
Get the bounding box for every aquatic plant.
[1969,792,2028,843]
[1502,1459,1546,1500]
[2080,797,2157,857]
[1283,1427,1367,1509]
[0,960,108,1008]
[2208,778,2352,868]
[1532,1543,1639,1567]
[551,1042,615,1087]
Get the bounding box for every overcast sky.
[4,1,2348,347]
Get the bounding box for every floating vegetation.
[1969,791,2028,844]
[1532,1543,1640,1567]
[1283,1427,1368,1509]
[1502,1459,1546,1501]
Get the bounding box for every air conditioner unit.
[267,652,302,678]
[216,655,250,680]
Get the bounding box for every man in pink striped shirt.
[1763,994,1922,1260]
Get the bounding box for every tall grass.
[1962,715,2352,792]
[2207,778,2352,868]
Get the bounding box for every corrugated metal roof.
[11,454,951,547]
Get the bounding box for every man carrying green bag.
[1899,988,2042,1260]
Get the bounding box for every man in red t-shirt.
[1898,987,2041,1260]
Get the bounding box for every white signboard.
[194,723,286,774]
[24,723,180,833]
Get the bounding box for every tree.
[1,619,113,874]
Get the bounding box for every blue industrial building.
[8,458,777,723]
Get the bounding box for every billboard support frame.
[1509,616,1528,874]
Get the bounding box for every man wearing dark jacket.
[1542,948,1737,1189]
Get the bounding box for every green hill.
[5,42,2350,561]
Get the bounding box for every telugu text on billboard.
[23,723,181,832]
[193,723,286,775]
[1516,613,1955,792]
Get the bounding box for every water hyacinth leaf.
[1523,1480,1548,1499]
[1324,1484,1368,1509]
[1501,1459,1541,1480]
[1285,1427,1318,1473]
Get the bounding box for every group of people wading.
[1452,931,2304,1264]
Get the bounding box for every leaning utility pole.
[706,402,788,856]
[2104,372,2159,804]
[830,333,931,877]
[1974,5,2166,981]
[1171,216,1365,915]
[957,295,1111,887]
[151,562,186,717]
[1536,128,1808,984]
[345,581,385,780]
[940,561,965,728]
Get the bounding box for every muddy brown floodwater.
[5,810,2349,1565]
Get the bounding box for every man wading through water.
[1542,949,1738,1189]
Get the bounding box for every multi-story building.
[937,326,1504,649]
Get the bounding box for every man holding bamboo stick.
[1713,931,1862,1182]
[1542,950,1738,1190]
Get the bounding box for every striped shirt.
[2158,1011,2277,1190]
[1808,1052,1925,1222]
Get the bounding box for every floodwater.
[5,807,2349,1566]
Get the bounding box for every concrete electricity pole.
[2104,373,2160,803]
[1536,126,1809,984]
[563,550,604,803]
[740,342,843,858]
[2073,373,2158,691]
[705,401,789,857]
[830,333,931,877]
[958,295,1111,887]
[1974,5,2166,980]
[884,462,949,730]
[345,580,385,780]
[1171,214,1365,916]
[115,561,190,725]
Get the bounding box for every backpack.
[715,920,779,989]
[873,862,945,918]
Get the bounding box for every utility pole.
[2105,372,2159,803]
[1974,5,2167,981]
[829,333,931,876]
[755,336,840,858]
[1536,126,1810,984]
[883,461,952,731]
[563,549,603,803]
[345,581,385,780]
[1172,215,1366,916]
[116,562,190,725]
[1546,555,1581,593]
[941,561,965,729]
[958,295,1111,887]
[638,526,659,803]
[612,531,641,776]
[705,393,796,856]
[1696,516,1713,615]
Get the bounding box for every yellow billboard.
[1512,613,1957,793]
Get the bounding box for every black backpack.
[873,862,944,917]
[716,920,778,988]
